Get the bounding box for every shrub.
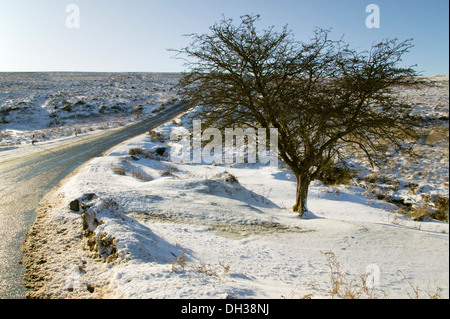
[218,171,239,184]
[407,205,434,221]
[130,169,153,182]
[111,166,126,175]
[433,196,449,222]
[128,148,151,158]
[159,164,179,176]
[318,161,354,186]
[397,197,449,223]
[128,148,143,156]
[148,130,166,142]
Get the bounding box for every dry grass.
[433,196,449,222]
[398,270,444,299]
[405,205,435,222]
[148,130,166,142]
[171,251,188,272]
[128,148,152,158]
[111,166,126,175]
[171,252,231,278]
[130,169,153,182]
[396,196,449,223]
[324,251,376,299]
[425,126,449,145]
[111,162,153,181]
[320,252,444,299]
[159,164,179,177]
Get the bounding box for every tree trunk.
[292,172,311,217]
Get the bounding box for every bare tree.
[174,15,426,216]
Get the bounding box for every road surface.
[0,103,188,298]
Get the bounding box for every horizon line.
[0,70,185,74]
[0,70,448,77]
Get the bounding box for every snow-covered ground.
[15,74,449,299]
[0,72,181,147]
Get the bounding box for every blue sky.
[0,0,448,75]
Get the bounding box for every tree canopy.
[174,15,427,215]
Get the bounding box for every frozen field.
[0,72,181,147]
[8,73,449,299]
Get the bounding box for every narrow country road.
[0,103,188,299]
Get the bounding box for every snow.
[0,72,182,147]
[54,136,448,299]
[13,74,449,299]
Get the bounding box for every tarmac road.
[0,103,188,298]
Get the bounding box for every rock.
[69,194,95,211]
[69,199,80,211]
[83,193,96,201]
[155,147,167,157]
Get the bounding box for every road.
[0,103,188,299]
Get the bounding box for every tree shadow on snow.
[191,178,281,211]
